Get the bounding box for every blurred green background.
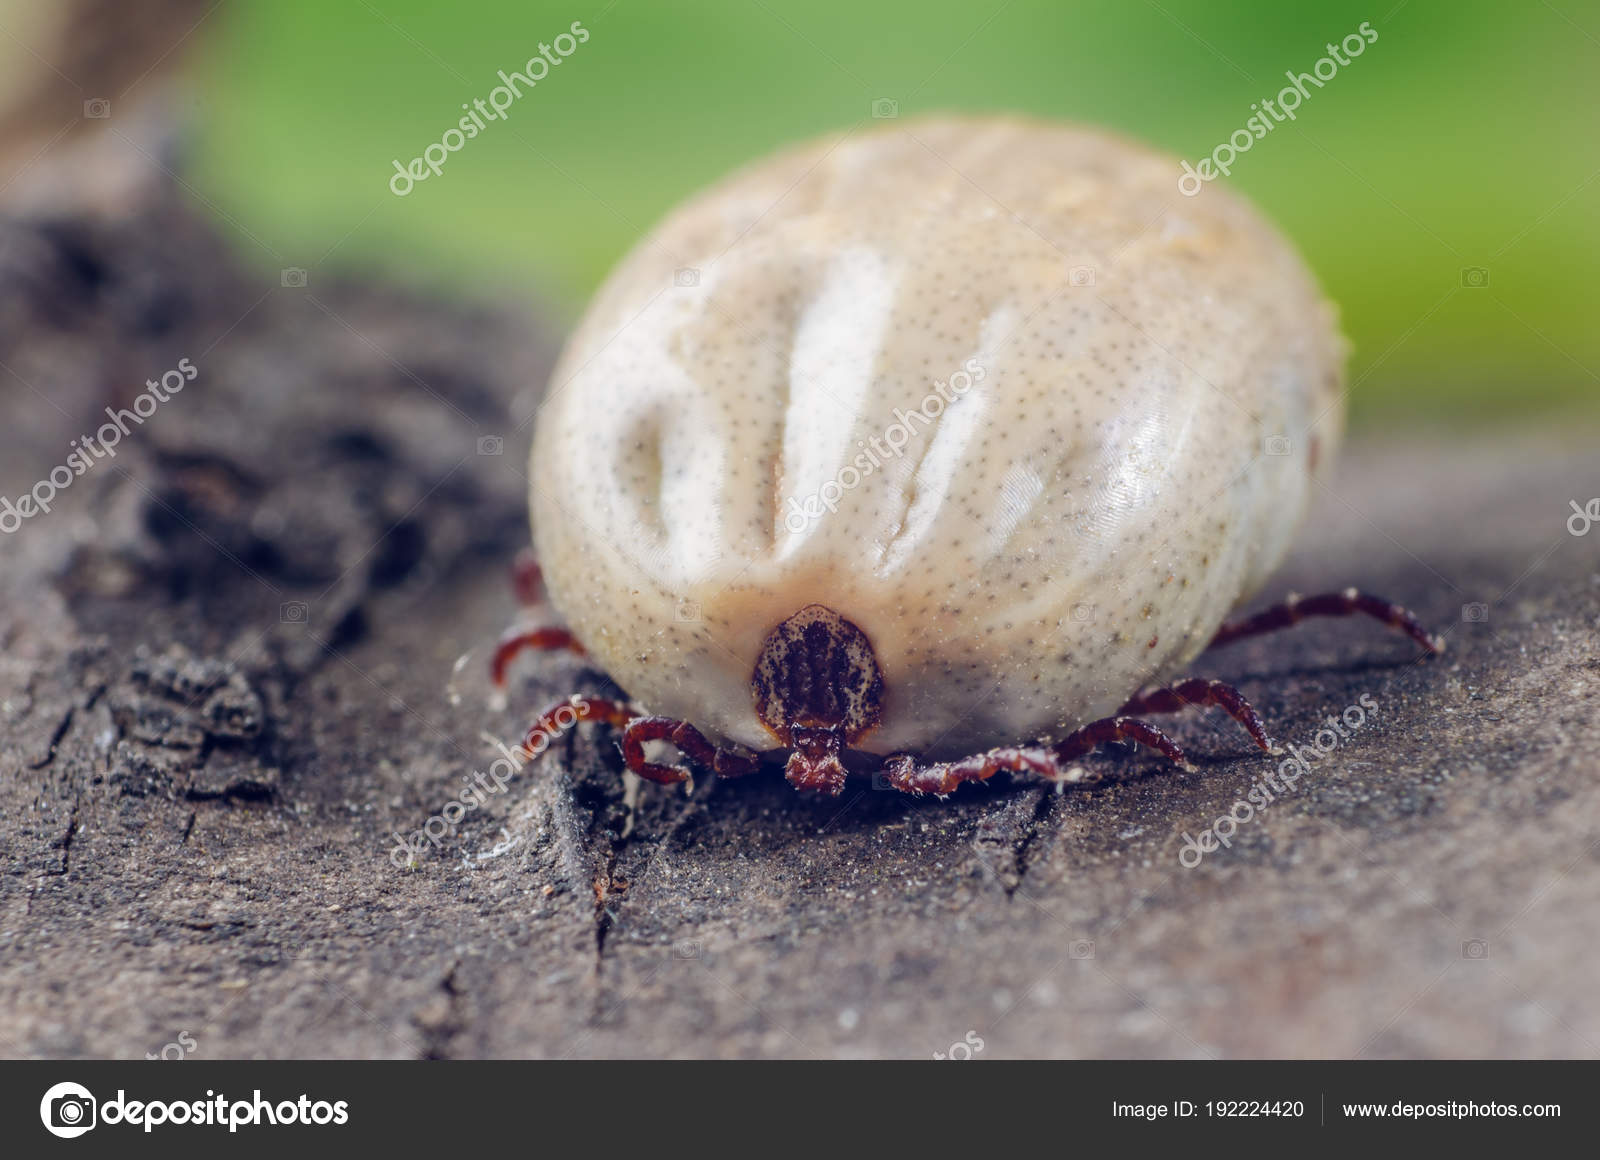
[190,0,1598,426]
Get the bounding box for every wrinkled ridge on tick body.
[530,114,1347,761]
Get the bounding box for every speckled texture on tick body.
[530,114,1345,760]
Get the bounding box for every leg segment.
[520,695,632,760]
[512,548,545,606]
[1054,716,1194,770]
[1118,678,1277,754]
[879,744,1067,797]
[518,695,761,786]
[1209,588,1442,655]
[490,625,587,688]
[623,716,763,783]
[879,715,1192,797]
[493,550,585,687]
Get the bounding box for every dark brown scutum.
[750,605,884,744]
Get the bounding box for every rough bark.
[2,159,1597,1060]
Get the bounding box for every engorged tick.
[493,115,1442,799]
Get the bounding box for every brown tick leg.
[490,626,587,689]
[493,552,586,687]
[520,695,684,786]
[1208,588,1443,655]
[520,694,633,759]
[1053,715,1195,772]
[1118,678,1278,754]
[512,548,545,606]
[624,716,763,784]
[520,696,760,786]
[879,715,1193,797]
[879,745,1065,797]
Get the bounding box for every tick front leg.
[879,716,1192,797]
[1209,588,1443,655]
[878,744,1065,796]
[1118,678,1278,754]
[622,716,763,784]
[520,694,633,761]
[518,695,761,786]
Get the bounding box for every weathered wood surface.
[2,173,1597,1060]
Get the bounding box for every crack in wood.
[56,797,81,877]
[26,706,75,770]
[415,958,467,1060]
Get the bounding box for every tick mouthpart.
[784,724,849,796]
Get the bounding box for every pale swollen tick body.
[495,114,1441,798]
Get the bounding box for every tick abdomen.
[532,115,1344,759]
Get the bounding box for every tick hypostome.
[497,115,1441,798]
